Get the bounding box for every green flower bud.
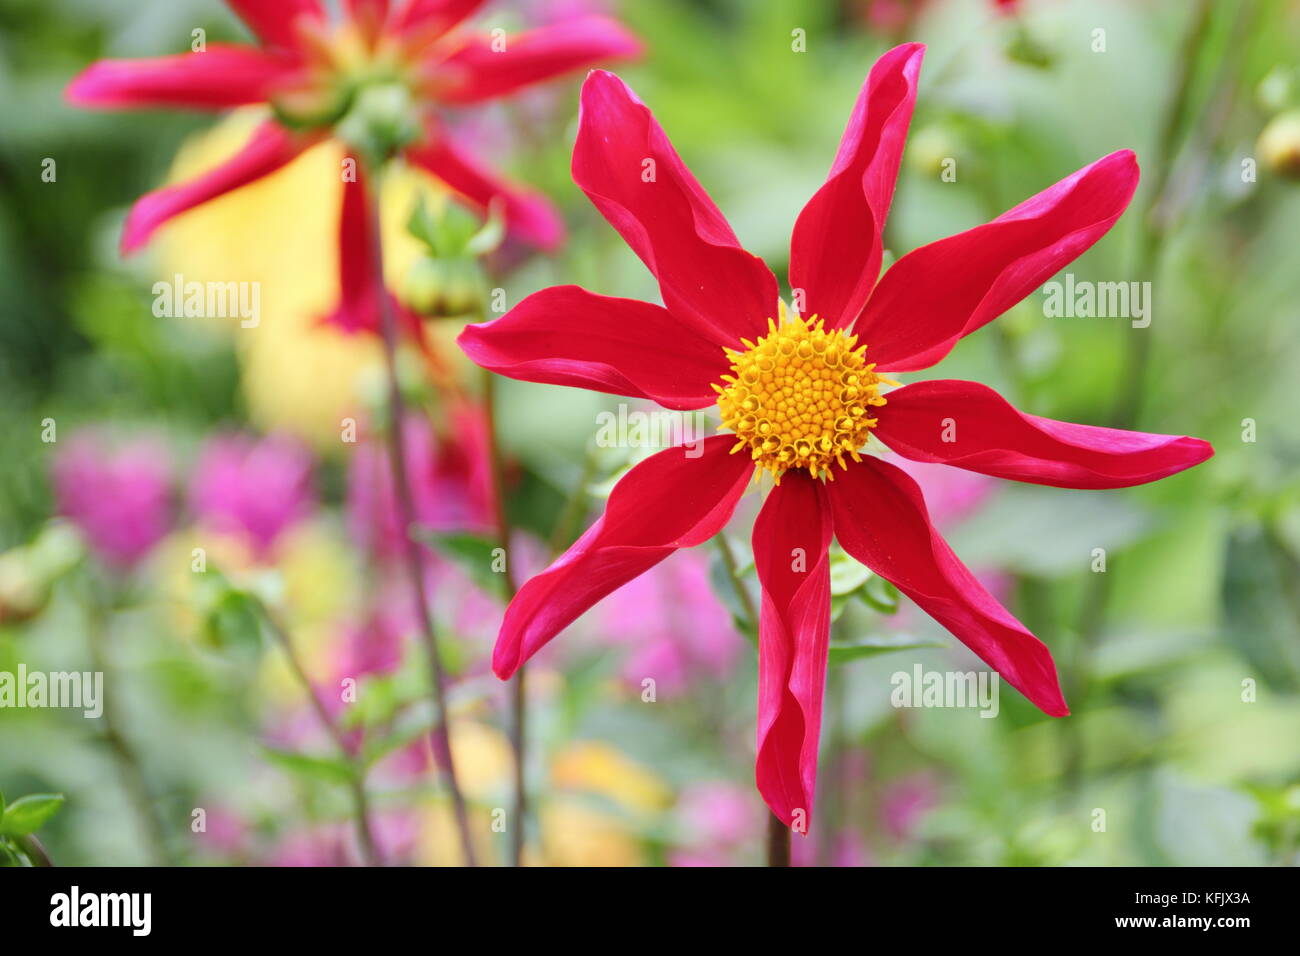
[404,255,487,319]
[336,82,421,165]
[1258,109,1300,180]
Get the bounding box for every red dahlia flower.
[66,0,640,333]
[457,43,1214,828]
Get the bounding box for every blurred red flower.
[66,0,640,333]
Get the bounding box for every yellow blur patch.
[154,110,451,450]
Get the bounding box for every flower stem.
[85,594,173,866]
[480,367,527,867]
[767,812,791,867]
[16,834,54,867]
[259,602,381,867]
[1064,0,1217,789]
[715,534,759,635]
[363,167,478,867]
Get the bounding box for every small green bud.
[1258,110,1300,180]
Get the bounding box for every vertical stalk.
[261,605,380,866]
[363,168,478,867]
[480,367,526,867]
[1064,0,1216,789]
[85,596,173,866]
[767,812,792,867]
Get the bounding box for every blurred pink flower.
[268,812,418,867]
[593,549,743,696]
[891,457,996,529]
[792,830,873,867]
[190,432,316,559]
[52,432,171,568]
[880,771,940,841]
[677,781,762,848]
[346,404,495,560]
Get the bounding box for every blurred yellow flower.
[154,109,451,449]
[550,741,673,814]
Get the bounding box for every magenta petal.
[392,0,487,38]
[829,457,1069,717]
[875,379,1214,488]
[752,474,833,831]
[572,70,779,348]
[789,42,923,329]
[66,45,298,110]
[322,172,424,338]
[856,150,1140,372]
[225,0,324,49]
[458,285,727,410]
[120,121,311,254]
[405,127,564,250]
[429,17,642,105]
[491,436,752,679]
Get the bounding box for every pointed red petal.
[66,45,298,110]
[226,0,324,49]
[119,122,312,254]
[829,457,1068,716]
[405,126,564,250]
[458,285,728,409]
[790,42,923,329]
[572,70,778,349]
[875,379,1214,488]
[856,150,1140,372]
[752,474,833,831]
[428,17,642,105]
[492,437,752,679]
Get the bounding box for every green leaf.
[202,586,265,652]
[828,633,946,666]
[414,529,506,599]
[859,576,901,615]
[0,838,21,867]
[1,793,65,837]
[828,546,872,596]
[464,196,506,257]
[261,748,355,786]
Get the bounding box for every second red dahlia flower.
[67,0,640,333]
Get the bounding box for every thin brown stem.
[17,833,54,867]
[715,534,759,633]
[85,598,173,866]
[261,604,380,867]
[363,167,478,867]
[480,367,526,867]
[1064,0,1218,791]
[767,812,791,867]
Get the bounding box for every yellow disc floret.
[714,313,891,483]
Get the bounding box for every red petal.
[875,379,1215,488]
[322,172,424,338]
[492,437,752,679]
[829,456,1069,716]
[572,70,779,349]
[404,126,564,249]
[427,17,641,105]
[120,121,312,254]
[752,474,833,831]
[789,42,923,330]
[66,46,298,110]
[226,0,324,49]
[393,0,487,39]
[458,285,727,409]
[856,150,1140,372]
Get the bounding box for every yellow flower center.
[714,314,890,483]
